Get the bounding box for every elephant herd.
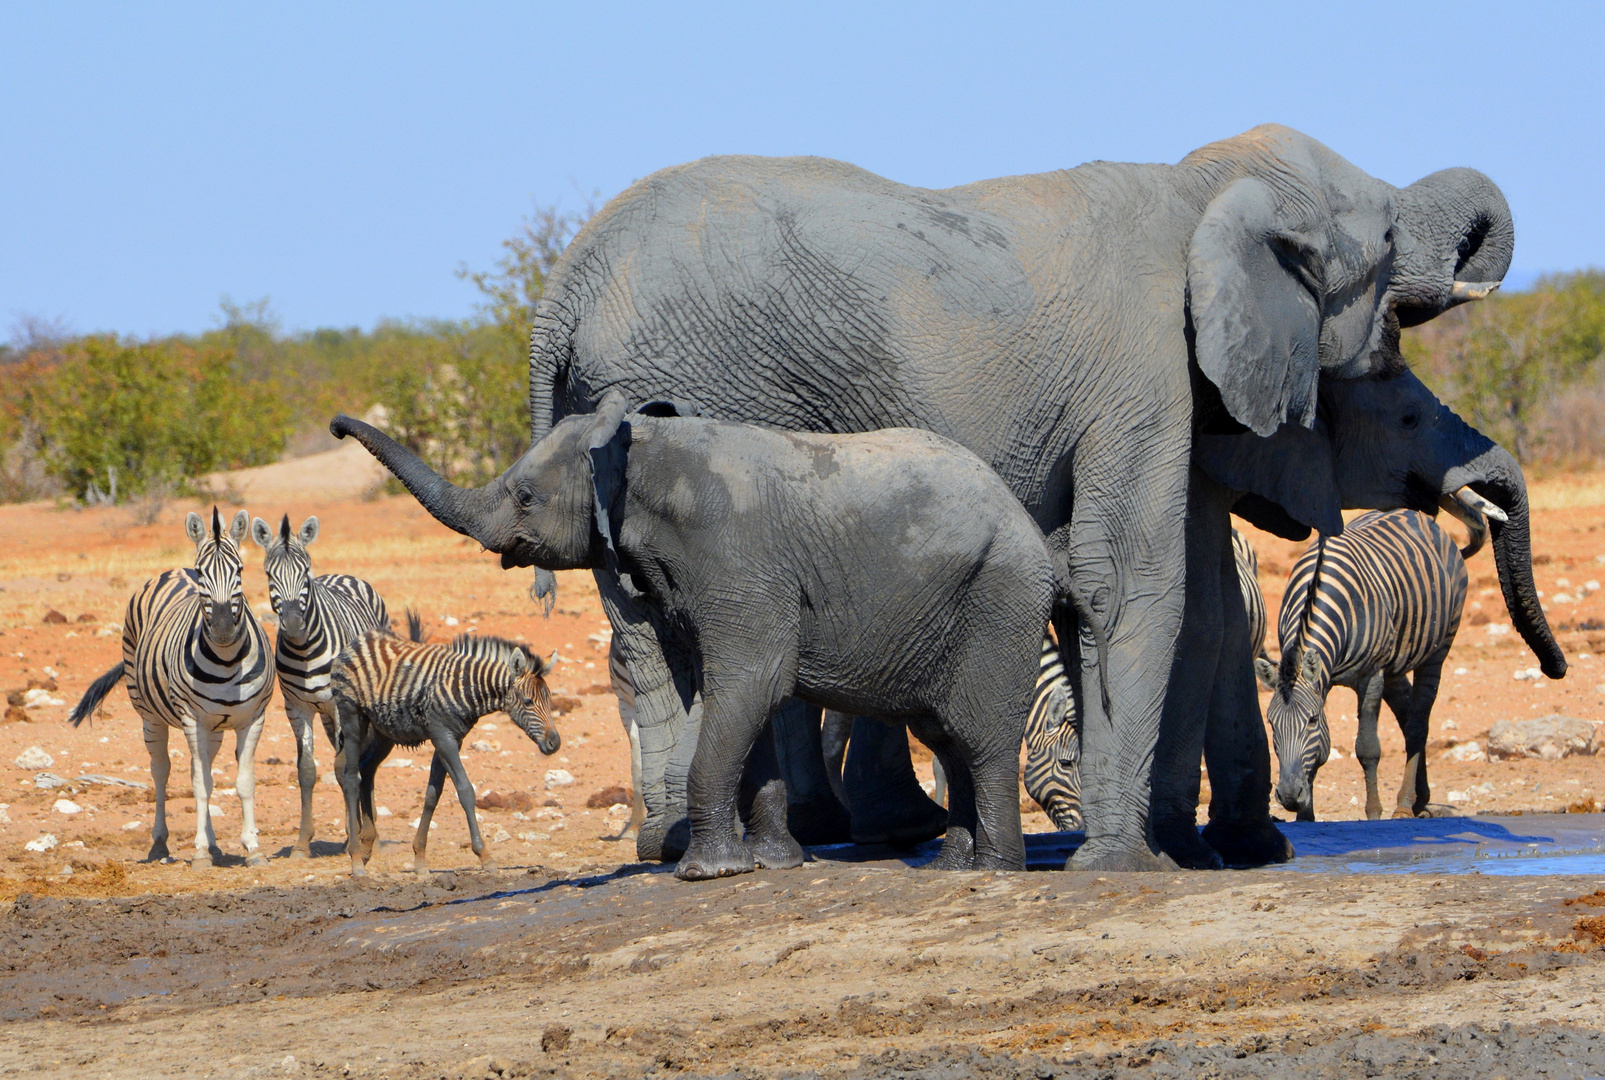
[340,123,1565,877]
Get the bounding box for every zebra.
[250,513,392,857]
[1023,528,1269,831]
[330,630,561,876]
[1255,508,1469,822]
[69,508,276,867]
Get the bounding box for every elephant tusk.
[1450,280,1500,303]
[1452,485,1509,523]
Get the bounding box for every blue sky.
[2,2,1601,338]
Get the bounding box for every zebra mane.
[1278,533,1328,697]
[447,633,548,676]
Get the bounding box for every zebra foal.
[331,631,561,876]
[1257,509,1469,821]
[251,513,391,856]
[69,508,276,866]
[1023,529,1269,831]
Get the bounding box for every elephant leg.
[1063,442,1191,873]
[1198,484,1290,866]
[842,719,948,848]
[769,699,851,846]
[735,718,805,870]
[607,644,646,841]
[594,568,701,862]
[676,657,792,882]
[1354,672,1387,820]
[820,710,851,807]
[922,738,978,870]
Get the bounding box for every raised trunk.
[1444,446,1567,679]
[1393,168,1515,326]
[330,414,506,545]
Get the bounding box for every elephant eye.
[1401,409,1421,431]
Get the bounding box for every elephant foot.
[926,827,975,870]
[675,829,756,881]
[1200,818,1294,867]
[1065,841,1179,873]
[748,780,805,869]
[637,814,690,864]
[785,790,852,847]
[1152,817,1223,871]
[144,839,170,864]
[246,849,269,869]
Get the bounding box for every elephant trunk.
[330,414,512,549]
[1445,445,1567,679]
[1393,168,1515,327]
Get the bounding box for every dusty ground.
[1,451,1604,1076]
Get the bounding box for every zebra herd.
[69,497,1486,870]
[69,508,560,868]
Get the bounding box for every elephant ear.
[1194,422,1344,539]
[1189,177,1328,437]
[586,390,633,566]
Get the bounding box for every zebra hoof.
[288,847,310,860]
[478,858,499,873]
[246,850,269,869]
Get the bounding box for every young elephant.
[330,630,560,876]
[331,393,1078,878]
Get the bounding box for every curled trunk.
[1445,446,1566,679]
[330,415,506,546]
[1393,168,1515,326]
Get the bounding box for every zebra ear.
[298,516,319,546]
[1254,656,1279,690]
[227,509,250,546]
[185,512,206,547]
[1299,650,1321,684]
[507,649,530,676]
[250,517,273,550]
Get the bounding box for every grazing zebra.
[1023,529,1269,831]
[69,508,275,866]
[250,513,391,857]
[330,630,561,876]
[1255,509,1468,822]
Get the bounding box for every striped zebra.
[69,508,275,866]
[330,630,561,876]
[1255,509,1468,822]
[1023,528,1269,831]
[250,514,391,857]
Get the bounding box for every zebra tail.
[68,662,125,728]
[405,609,425,643]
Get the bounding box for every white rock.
[23,688,64,708]
[1440,741,1485,763]
[1327,746,1344,760]
[1513,667,1544,681]
[208,804,224,817]
[0,803,9,824]
[1487,715,1596,760]
[518,830,545,842]
[376,806,393,818]
[122,819,143,830]
[1557,578,1572,588]
[1443,718,1459,730]
[1453,667,1468,676]
[535,807,563,820]
[1447,790,1469,804]
[549,850,568,859]
[53,798,81,815]
[544,769,575,788]
[321,772,338,786]
[607,802,631,818]
[481,722,499,732]
[407,817,438,830]
[97,623,122,637]
[1554,593,1575,604]
[24,834,58,852]
[443,616,459,626]
[1486,623,1511,637]
[381,758,412,769]
[14,746,53,770]
[488,825,512,844]
[1588,580,1601,592]
[469,740,498,753]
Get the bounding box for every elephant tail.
[527,282,580,445]
[1051,553,1112,724]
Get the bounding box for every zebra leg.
[143,716,173,863]
[355,732,393,865]
[234,713,268,867]
[336,706,369,876]
[431,731,493,870]
[1393,658,1444,817]
[286,699,320,858]
[1354,671,1387,820]
[185,717,223,867]
[412,752,449,873]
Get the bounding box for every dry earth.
[1,450,1604,1077]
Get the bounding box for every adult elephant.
[442,124,1524,870]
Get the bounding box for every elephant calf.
[332,393,1065,878]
